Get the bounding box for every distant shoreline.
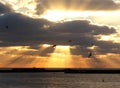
[0,68,120,73]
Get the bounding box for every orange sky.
[0,0,120,68]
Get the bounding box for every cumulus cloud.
[35,0,120,15]
[0,12,119,57]
[0,2,13,14]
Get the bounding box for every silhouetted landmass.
[0,68,120,73]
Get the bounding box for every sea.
[0,72,120,88]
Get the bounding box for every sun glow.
[41,10,89,22]
[42,44,51,47]
[99,34,120,43]
[40,10,120,22]
[46,45,71,68]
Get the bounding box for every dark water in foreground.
[0,73,120,88]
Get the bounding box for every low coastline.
[0,68,120,73]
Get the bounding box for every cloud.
[35,0,47,15]
[35,0,120,15]
[1,1,120,68]
[0,2,13,14]
[0,12,52,46]
[0,12,119,57]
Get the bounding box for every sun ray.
[38,44,51,53]
[95,54,120,68]
[46,45,71,68]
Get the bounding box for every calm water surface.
[0,73,120,88]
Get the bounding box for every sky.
[0,0,120,68]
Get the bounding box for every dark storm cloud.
[45,20,116,47]
[0,12,53,46]
[0,2,13,14]
[35,0,120,15]
[94,41,120,54]
[70,41,120,57]
[48,20,116,35]
[44,20,119,56]
[0,12,119,56]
